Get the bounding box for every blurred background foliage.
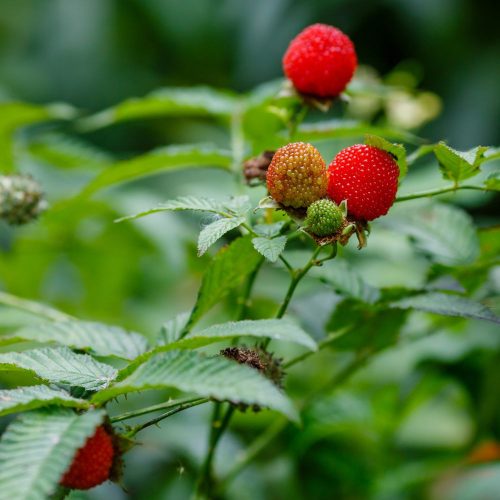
[0,1,499,499]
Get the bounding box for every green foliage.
[0,386,89,416]
[1,321,149,360]
[156,318,317,351]
[434,142,489,184]
[0,408,105,500]
[92,350,298,421]
[385,203,479,265]
[390,292,500,324]
[0,347,117,391]
[252,235,287,262]
[187,235,262,327]
[0,47,499,500]
[80,144,232,197]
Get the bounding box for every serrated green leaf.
[390,292,500,324]
[252,236,287,263]
[80,144,232,197]
[0,347,117,391]
[253,222,286,238]
[2,320,148,360]
[0,386,89,417]
[434,142,489,183]
[312,260,380,303]
[292,119,420,144]
[158,312,191,345]
[116,195,250,223]
[77,86,237,131]
[92,350,298,421]
[0,291,72,322]
[198,217,246,256]
[365,134,407,180]
[188,236,262,328]
[158,318,316,352]
[384,203,479,266]
[0,408,105,500]
[0,102,76,171]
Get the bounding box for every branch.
[395,184,494,202]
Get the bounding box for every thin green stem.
[110,396,205,423]
[125,398,208,437]
[275,245,322,319]
[236,257,264,320]
[196,404,235,496]
[217,417,288,492]
[395,184,494,202]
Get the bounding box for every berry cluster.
[266,142,399,239]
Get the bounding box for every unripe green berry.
[305,198,344,236]
[0,174,47,225]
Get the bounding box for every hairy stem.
[125,398,209,437]
[110,396,206,423]
[395,184,494,202]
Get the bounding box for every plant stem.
[217,417,288,493]
[110,396,206,423]
[395,184,494,202]
[236,257,264,320]
[196,404,235,496]
[125,398,209,437]
[275,245,322,319]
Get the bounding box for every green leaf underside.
[365,134,408,180]
[198,217,246,256]
[2,320,148,360]
[0,386,89,417]
[91,350,298,421]
[187,235,262,328]
[0,408,105,500]
[157,319,317,352]
[434,142,489,183]
[390,292,500,324]
[384,203,479,266]
[0,347,117,391]
[80,144,232,197]
[252,236,287,263]
[117,195,250,223]
[77,86,237,131]
[312,260,380,304]
[253,222,286,238]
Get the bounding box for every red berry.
[60,426,114,490]
[327,144,399,221]
[283,23,357,98]
[266,142,327,208]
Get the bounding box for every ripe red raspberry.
[283,23,357,98]
[60,426,114,490]
[266,142,327,208]
[327,144,399,221]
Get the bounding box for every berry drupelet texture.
[266,142,327,208]
[327,144,399,221]
[60,426,114,490]
[283,23,357,98]
[306,199,344,236]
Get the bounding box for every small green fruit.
[305,198,344,236]
[0,174,47,225]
